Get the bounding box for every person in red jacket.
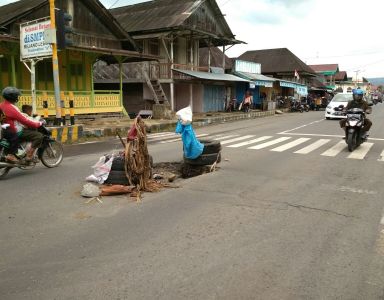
[0,87,43,162]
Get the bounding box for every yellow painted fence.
[18,90,123,115]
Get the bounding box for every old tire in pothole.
[104,170,130,185]
[199,139,221,154]
[111,155,153,171]
[184,152,221,166]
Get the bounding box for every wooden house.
[94,0,247,114]
[0,0,156,116]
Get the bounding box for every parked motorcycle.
[336,105,367,152]
[290,99,304,113]
[0,125,64,178]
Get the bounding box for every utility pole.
[49,0,62,125]
[354,70,360,87]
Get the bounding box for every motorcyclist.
[339,88,372,135]
[0,87,44,162]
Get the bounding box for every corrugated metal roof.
[110,0,241,46]
[173,69,249,82]
[111,0,200,33]
[234,71,276,82]
[0,0,139,51]
[238,48,316,76]
[308,64,339,73]
[0,0,46,26]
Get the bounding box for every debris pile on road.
[82,111,222,202]
[83,116,178,201]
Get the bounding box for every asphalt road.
[1,106,384,299]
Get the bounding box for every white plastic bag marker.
[176,106,193,125]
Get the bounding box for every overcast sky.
[2,0,383,78]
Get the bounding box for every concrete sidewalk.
[50,109,276,143]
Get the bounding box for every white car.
[325,93,353,119]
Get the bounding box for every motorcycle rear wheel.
[0,166,11,179]
[41,141,63,168]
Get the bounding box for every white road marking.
[339,186,377,195]
[294,139,331,154]
[321,141,346,157]
[220,135,255,145]
[378,150,384,161]
[280,132,344,138]
[148,132,177,138]
[213,135,239,141]
[279,132,384,141]
[248,137,291,150]
[347,142,374,159]
[271,138,311,152]
[159,133,209,144]
[227,136,273,148]
[278,119,325,134]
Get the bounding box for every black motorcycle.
[290,99,304,113]
[336,106,367,152]
[0,125,63,179]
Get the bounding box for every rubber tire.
[184,152,221,166]
[199,139,222,154]
[347,132,355,152]
[111,155,153,171]
[0,167,11,179]
[105,170,130,185]
[40,140,64,168]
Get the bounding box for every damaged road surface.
[2,113,384,299]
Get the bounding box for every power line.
[109,0,120,9]
[219,0,233,7]
[305,49,384,60]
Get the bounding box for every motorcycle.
[0,125,64,179]
[290,99,304,113]
[336,105,367,152]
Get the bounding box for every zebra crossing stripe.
[347,142,374,159]
[213,135,239,141]
[148,132,176,138]
[227,136,273,148]
[294,139,331,154]
[321,141,346,157]
[271,138,311,152]
[378,150,384,161]
[220,135,255,145]
[248,137,291,150]
[159,133,209,144]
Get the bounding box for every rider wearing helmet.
[339,88,372,134]
[0,87,44,162]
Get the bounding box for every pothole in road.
[152,161,220,182]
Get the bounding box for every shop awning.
[172,69,249,82]
[279,80,308,95]
[234,71,276,87]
